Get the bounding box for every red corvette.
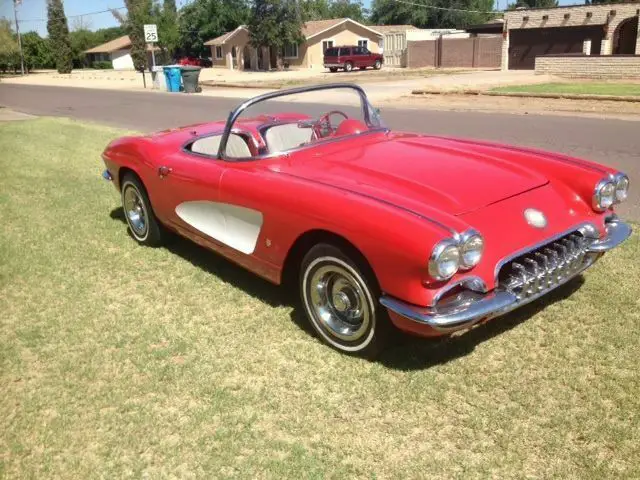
[101,84,631,357]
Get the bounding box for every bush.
[91,61,112,69]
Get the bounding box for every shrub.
[91,61,112,69]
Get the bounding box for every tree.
[117,0,153,71]
[21,31,55,71]
[178,0,250,57]
[47,0,73,73]
[329,0,366,22]
[507,0,557,8]
[370,0,496,29]
[248,0,305,69]
[156,0,180,60]
[585,0,630,4]
[0,19,20,73]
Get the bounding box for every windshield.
[218,84,386,160]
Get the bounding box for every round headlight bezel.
[592,178,616,212]
[428,239,460,281]
[459,230,484,270]
[613,172,629,203]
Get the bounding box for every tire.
[300,243,391,358]
[329,67,338,73]
[374,60,382,70]
[120,173,163,247]
[344,62,353,72]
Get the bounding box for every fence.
[406,36,503,69]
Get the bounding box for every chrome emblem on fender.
[524,208,547,229]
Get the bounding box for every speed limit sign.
[144,24,158,43]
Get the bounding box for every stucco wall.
[503,3,640,69]
[535,54,640,78]
[111,50,134,70]
[302,22,382,68]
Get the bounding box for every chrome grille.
[498,232,593,301]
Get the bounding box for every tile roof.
[204,27,248,46]
[84,35,158,54]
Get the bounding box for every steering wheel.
[313,110,349,139]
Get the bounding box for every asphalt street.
[1,84,638,221]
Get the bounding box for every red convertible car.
[101,84,631,358]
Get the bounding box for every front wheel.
[344,62,353,72]
[121,173,164,247]
[300,243,391,358]
[373,60,382,70]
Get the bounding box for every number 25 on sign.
[144,24,158,43]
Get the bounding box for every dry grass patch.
[1,117,639,478]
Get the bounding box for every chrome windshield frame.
[216,83,383,160]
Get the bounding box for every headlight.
[614,173,629,203]
[429,239,460,281]
[459,230,484,269]
[592,178,616,211]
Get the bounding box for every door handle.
[158,166,172,178]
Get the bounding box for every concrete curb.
[201,81,283,90]
[411,89,640,102]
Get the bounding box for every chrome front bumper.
[381,219,632,333]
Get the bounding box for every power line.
[392,0,503,14]
[17,6,127,23]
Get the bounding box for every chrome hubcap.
[123,186,147,237]
[308,263,370,341]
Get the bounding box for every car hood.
[276,133,550,217]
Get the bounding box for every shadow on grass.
[111,207,587,369]
[378,276,585,371]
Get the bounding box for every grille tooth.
[498,231,592,302]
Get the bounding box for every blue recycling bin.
[163,66,182,92]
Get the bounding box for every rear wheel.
[374,60,382,70]
[344,62,353,72]
[300,243,391,358]
[329,67,338,72]
[121,173,163,247]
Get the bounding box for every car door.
[152,132,253,242]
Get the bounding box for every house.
[84,35,158,70]
[502,2,640,73]
[204,18,383,70]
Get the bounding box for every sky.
[1,0,580,36]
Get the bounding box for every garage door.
[509,26,604,70]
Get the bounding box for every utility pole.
[13,0,25,75]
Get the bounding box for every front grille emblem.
[524,208,547,229]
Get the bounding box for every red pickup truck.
[323,46,383,72]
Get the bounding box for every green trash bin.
[180,65,202,93]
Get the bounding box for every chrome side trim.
[588,217,632,253]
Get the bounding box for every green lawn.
[1,118,639,478]
[492,82,640,97]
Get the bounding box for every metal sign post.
[143,24,159,88]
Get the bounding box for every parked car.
[323,46,383,72]
[177,56,212,67]
[101,84,631,358]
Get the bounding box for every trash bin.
[163,66,182,93]
[152,66,167,91]
[179,65,202,93]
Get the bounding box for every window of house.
[322,40,334,52]
[357,39,368,49]
[215,46,223,59]
[283,43,299,59]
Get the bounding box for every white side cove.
[175,201,263,254]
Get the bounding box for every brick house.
[502,2,640,76]
[204,18,382,70]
